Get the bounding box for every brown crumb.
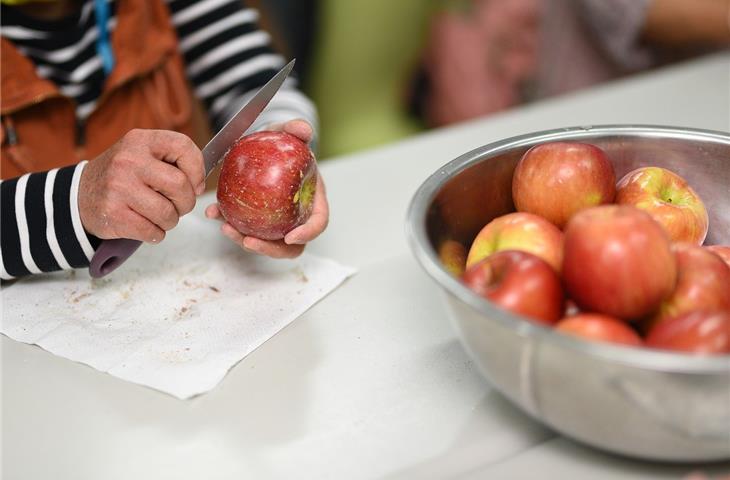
[209,285,220,292]
[70,291,91,303]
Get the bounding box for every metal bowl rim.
[405,124,730,373]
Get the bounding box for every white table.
[3,52,729,479]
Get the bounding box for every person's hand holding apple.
[205,119,329,258]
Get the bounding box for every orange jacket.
[1,0,201,179]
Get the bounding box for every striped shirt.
[1,0,318,280]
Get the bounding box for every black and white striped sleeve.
[1,162,100,280]
[166,0,318,141]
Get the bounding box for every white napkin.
[0,212,355,399]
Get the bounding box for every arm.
[165,0,319,145]
[2,130,205,280]
[642,0,730,47]
[574,0,730,72]
[1,162,99,280]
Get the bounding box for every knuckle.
[123,128,145,144]
[144,226,165,244]
[179,193,196,215]
[170,170,188,190]
[161,202,178,223]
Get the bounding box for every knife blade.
[88,59,296,278]
[202,59,295,177]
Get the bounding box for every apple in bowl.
[562,205,676,320]
[706,245,730,268]
[616,166,708,245]
[512,142,616,229]
[556,313,642,346]
[462,250,564,325]
[646,310,730,355]
[217,131,317,240]
[465,212,563,272]
[646,243,730,330]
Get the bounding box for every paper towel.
[0,212,355,399]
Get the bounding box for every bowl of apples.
[406,125,730,462]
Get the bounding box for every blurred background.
[250,0,730,159]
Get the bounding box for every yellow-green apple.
[512,142,616,229]
[616,166,708,245]
[217,131,317,240]
[438,239,467,277]
[466,212,562,271]
[563,205,676,320]
[646,310,730,355]
[645,243,730,330]
[556,313,642,346]
[461,250,564,325]
[706,245,730,268]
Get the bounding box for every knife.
[88,59,296,278]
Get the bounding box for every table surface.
[2,52,730,480]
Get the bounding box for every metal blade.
[202,59,295,176]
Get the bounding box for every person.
[536,0,730,98]
[0,0,329,281]
[414,0,730,127]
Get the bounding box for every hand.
[205,119,329,258]
[79,129,205,243]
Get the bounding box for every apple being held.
[562,205,676,320]
[512,142,616,229]
[466,212,563,272]
[646,310,730,355]
[461,250,564,325]
[616,166,708,245]
[217,131,317,240]
[556,314,642,347]
[706,245,730,268]
[646,243,730,330]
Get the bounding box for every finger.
[139,160,197,216]
[285,174,329,244]
[242,236,305,259]
[118,208,166,244]
[282,119,313,144]
[205,203,222,220]
[128,187,180,231]
[220,222,250,250]
[148,130,206,194]
[263,119,313,144]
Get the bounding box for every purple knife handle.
[89,238,142,278]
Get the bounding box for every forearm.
[642,0,730,47]
[1,162,100,280]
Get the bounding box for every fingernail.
[285,234,304,245]
[196,183,205,195]
[241,237,256,253]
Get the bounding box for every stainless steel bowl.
[406,125,730,462]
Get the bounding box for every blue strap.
[94,0,115,75]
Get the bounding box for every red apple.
[646,243,730,330]
[616,166,708,245]
[556,313,642,346]
[438,239,468,277]
[461,250,564,325]
[646,310,730,355]
[562,205,676,320]
[466,212,563,272]
[217,131,317,240]
[512,142,616,229]
[706,245,730,269]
